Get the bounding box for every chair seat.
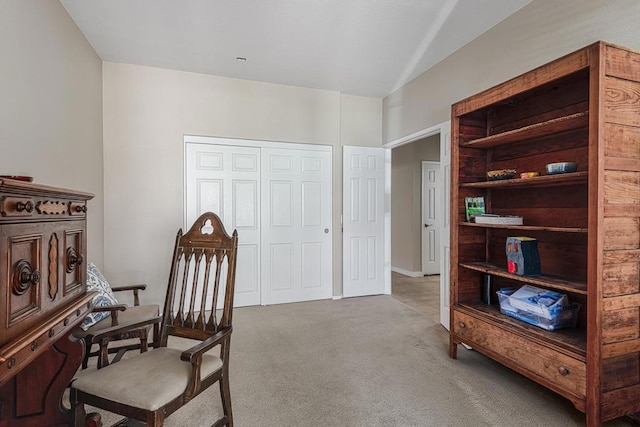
[72,347,223,411]
[74,304,160,339]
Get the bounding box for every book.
[473,214,523,225]
[464,197,485,221]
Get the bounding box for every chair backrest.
[159,212,238,345]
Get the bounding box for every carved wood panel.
[6,231,42,328]
[63,228,84,296]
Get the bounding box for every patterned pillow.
[80,263,119,331]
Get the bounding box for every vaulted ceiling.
[60,0,533,98]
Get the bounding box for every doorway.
[385,120,451,329]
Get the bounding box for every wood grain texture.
[451,42,640,426]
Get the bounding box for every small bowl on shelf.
[0,175,33,182]
[545,162,577,175]
[520,172,539,179]
[487,169,517,181]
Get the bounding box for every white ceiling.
[60,0,532,98]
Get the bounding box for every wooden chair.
[73,284,161,369]
[70,212,239,426]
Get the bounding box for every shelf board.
[460,171,588,189]
[461,111,589,148]
[460,222,588,233]
[459,261,587,295]
[457,303,586,360]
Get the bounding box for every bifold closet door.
[260,147,333,305]
[185,143,261,307]
[186,141,333,307]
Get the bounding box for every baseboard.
[391,267,423,278]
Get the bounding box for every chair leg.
[139,328,149,353]
[70,388,86,427]
[152,322,160,348]
[82,339,92,369]
[97,338,111,369]
[219,372,233,426]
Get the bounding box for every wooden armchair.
[70,212,239,426]
[73,283,161,369]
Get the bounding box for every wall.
[391,134,439,274]
[0,1,104,264]
[383,0,640,143]
[103,62,382,305]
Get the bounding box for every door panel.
[343,146,385,297]
[261,148,332,305]
[186,143,261,307]
[422,161,441,275]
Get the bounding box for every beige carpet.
[76,296,634,427]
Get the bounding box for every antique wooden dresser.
[0,178,94,426]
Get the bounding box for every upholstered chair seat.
[71,347,222,411]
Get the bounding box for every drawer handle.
[75,205,87,213]
[458,321,466,329]
[559,367,570,376]
[16,200,34,213]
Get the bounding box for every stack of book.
[464,197,524,225]
[473,214,523,225]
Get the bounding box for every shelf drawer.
[453,310,586,399]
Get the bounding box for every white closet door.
[261,147,332,305]
[342,146,385,297]
[185,143,261,307]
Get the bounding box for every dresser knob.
[75,205,87,213]
[559,367,570,376]
[66,248,84,272]
[13,260,40,295]
[458,321,466,329]
[16,200,34,213]
[31,341,38,351]
[49,329,55,338]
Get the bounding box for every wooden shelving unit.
[449,42,640,426]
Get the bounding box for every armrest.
[110,284,147,306]
[180,326,232,363]
[180,326,232,400]
[92,314,163,342]
[110,284,147,292]
[91,304,127,313]
[90,304,127,326]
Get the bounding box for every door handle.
[424,224,432,228]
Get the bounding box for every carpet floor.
[77,295,634,426]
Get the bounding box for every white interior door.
[261,147,332,305]
[422,161,441,275]
[439,123,451,330]
[185,143,261,307]
[343,146,385,298]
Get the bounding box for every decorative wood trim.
[36,200,67,215]
[48,234,58,300]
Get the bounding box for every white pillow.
[80,263,119,331]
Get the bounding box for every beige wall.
[103,62,382,305]
[391,134,439,274]
[0,1,104,264]
[383,0,640,143]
